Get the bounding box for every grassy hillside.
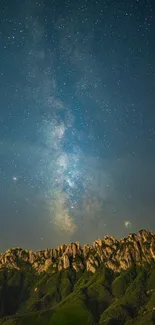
[0,263,155,324]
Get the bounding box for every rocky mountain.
[0,229,155,274]
[0,230,155,325]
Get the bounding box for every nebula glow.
[38,115,83,233]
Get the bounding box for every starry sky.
[0,0,155,251]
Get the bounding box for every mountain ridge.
[0,230,155,324]
[1,229,155,274]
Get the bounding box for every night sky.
[0,0,155,251]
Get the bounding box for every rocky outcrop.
[0,230,155,274]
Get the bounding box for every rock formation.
[0,230,155,274]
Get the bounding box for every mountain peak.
[0,230,155,274]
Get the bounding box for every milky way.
[0,0,155,250]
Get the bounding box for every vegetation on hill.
[0,263,155,324]
[0,230,155,324]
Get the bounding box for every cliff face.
[1,229,155,273]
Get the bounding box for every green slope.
[0,264,155,325]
